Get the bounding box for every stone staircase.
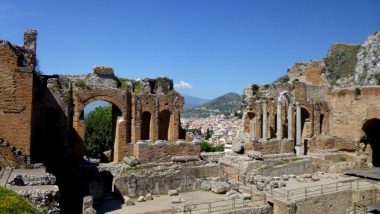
[0,138,28,168]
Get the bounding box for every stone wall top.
[93,66,114,76]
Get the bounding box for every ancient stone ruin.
[0,30,198,165]
[1,30,380,214]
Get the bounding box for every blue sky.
[0,0,379,99]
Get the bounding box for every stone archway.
[72,90,128,162]
[361,118,380,167]
[158,110,171,140]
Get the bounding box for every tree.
[84,105,113,158]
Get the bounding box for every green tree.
[84,105,113,158]
[204,128,213,140]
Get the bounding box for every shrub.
[323,44,360,85]
[274,74,290,83]
[200,141,224,152]
[75,79,87,89]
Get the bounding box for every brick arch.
[158,110,171,141]
[77,94,127,119]
[141,111,152,140]
[72,89,129,161]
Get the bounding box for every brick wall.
[244,140,294,155]
[0,43,34,156]
[328,87,380,141]
[134,142,200,164]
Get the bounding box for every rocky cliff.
[355,31,380,86]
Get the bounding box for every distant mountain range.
[183,94,210,110]
[182,92,242,118]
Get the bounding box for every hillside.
[182,92,241,118]
[183,94,209,110]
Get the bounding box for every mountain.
[182,92,242,118]
[183,94,209,110]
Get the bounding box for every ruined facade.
[242,60,380,167]
[0,31,187,165]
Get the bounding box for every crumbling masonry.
[0,30,190,166]
[242,60,380,167]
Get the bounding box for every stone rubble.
[211,181,230,194]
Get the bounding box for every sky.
[0,0,379,99]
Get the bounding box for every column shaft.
[296,102,301,146]
[288,103,293,140]
[262,102,267,141]
[276,101,282,140]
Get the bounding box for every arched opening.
[141,112,151,140]
[361,119,380,167]
[320,114,325,134]
[158,110,171,140]
[82,100,122,163]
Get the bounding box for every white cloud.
[174,80,192,89]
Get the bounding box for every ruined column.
[295,102,302,155]
[287,103,293,140]
[276,101,282,140]
[262,101,267,141]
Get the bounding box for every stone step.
[0,168,13,186]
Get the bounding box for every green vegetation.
[0,186,43,214]
[133,81,141,93]
[323,44,360,85]
[274,74,290,84]
[339,156,347,162]
[182,92,241,118]
[199,141,224,152]
[204,128,214,140]
[118,78,132,90]
[85,105,113,158]
[75,79,89,89]
[372,71,380,85]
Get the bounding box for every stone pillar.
[276,101,282,140]
[288,102,293,140]
[262,101,267,141]
[295,102,302,155]
[114,117,127,162]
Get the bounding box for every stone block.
[123,196,135,206]
[168,189,178,196]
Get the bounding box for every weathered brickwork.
[0,31,189,165]
[134,142,200,164]
[243,60,380,166]
[328,87,380,140]
[0,36,35,157]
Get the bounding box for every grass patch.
[0,186,43,214]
